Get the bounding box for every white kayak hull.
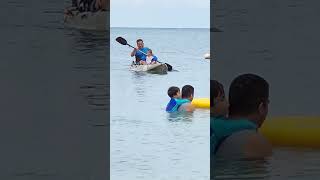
[130,63,168,74]
[64,10,108,31]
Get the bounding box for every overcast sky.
[110,0,210,28]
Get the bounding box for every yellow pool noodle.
[191,98,210,109]
[260,116,320,148]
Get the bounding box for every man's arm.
[130,48,137,57]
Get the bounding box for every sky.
[110,0,210,28]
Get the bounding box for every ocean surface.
[0,0,108,179]
[110,28,210,180]
[212,0,320,179]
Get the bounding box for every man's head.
[136,39,144,49]
[181,85,194,101]
[211,80,228,117]
[228,74,269,127]
[167,86,180,98]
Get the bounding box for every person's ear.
[258,102,264,114]
[258,102,268,115]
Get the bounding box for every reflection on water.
[167,112,194,122]
[212,156,271,180]
[212,148,320,180]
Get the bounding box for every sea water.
[110,28,210,180]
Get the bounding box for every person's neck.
[228,114,259,126]
[182,97,191,101]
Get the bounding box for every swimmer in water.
[166,86,190,113]
[177,85,195,112]
[211,74,272,159]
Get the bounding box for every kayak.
[130,63,168,74]
[64,8,107,31]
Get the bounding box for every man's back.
[215,129,272,159]
[211,117,272,159]
[178,102,194,112]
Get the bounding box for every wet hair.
[167,86,180,98]
[229,73,269,116]
[136,39,143,43]
[181,85,194,99]
[211,80,225,107]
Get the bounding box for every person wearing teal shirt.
[211,74,272,158]
[178,85,195,112]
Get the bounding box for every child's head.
[147,49,153,56]
[211,80,228,117]
[167,86,181,98]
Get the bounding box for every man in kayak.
[166,86,190,113]
[177,85,195,112]
[211,74,272,159]
[130,39,150,64]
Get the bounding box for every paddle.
[116,37,173,71]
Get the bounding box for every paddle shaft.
[127,43,148,56]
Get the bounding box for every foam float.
[260,116,320,148]
[192,98,210,109]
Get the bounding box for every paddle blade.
[116,37,127,45]
[165,63,173,71]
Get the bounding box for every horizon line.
[110,26,210,29]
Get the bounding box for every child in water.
[146,49,158,64]
[166,86,190,112]
[211,80,228,117]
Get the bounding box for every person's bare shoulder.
[178,103,195,112]
[185,103,195,112]
[215,130,272,159]
[243,131,272,159]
